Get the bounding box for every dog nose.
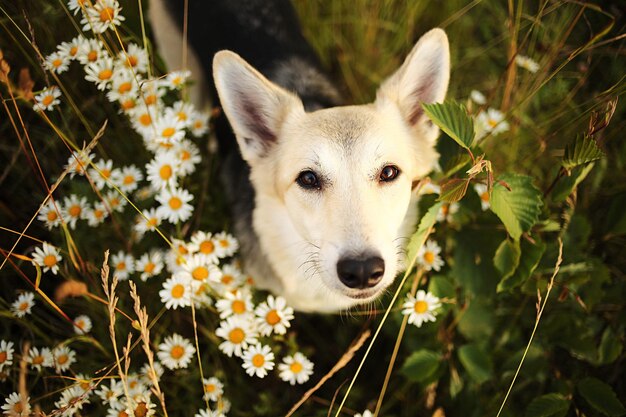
[337,256,385,289]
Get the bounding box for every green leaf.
[428,275,455,299]
[562,134,604,170]
[401,349,441,383]
[438,178,470,202]
[406,201,444,264]
[598,328,623,365]
[552,163,596,202]
[578,377,626,416]
[457,344,493,384]
[525,393,569,417]
[423,101,475,149]
[493,239,521,282]
[490,174,543,240]
[498,239,546,292]
[458,300,494,341]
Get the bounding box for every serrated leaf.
[562,134,604,170]
[401,349,441,383]
[498,239,546,292]
[552,163,596,202]
[406,201,444,263]
[457,344,493,384]
[493,239,521,282]
[578,377,626,416]
[423,101,475,149]
[490,174,543,241]
[525,393,569,417]
[438,178,470,202]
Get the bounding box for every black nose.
[337,256,385,289]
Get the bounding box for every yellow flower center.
[0,352,7,363]
[68,205,81,217]
[252,353,265,367]
[87,50,98,62]
[101,168,111,179]
[221,275,233,285]
[42,95,54,106]
[192,266,209,281]
[423,251,435,264]
[52,58,63,68]
[220,239,229,248]
[145,94,157,105]
[94,209,104,219]
[19,302,29,311]
[76,320,85,329]
[204,383,215,393]
[481,192,490,202]
[169,196,182,210]
[170,345,184,359]
[134,402,148,417]
[32,355,44,365]
[70,46,78,56]
[171,284,185,299]
[80,380,90,390]
[12,403,23,413]
[177,111,188,121]
[290,361,303,373]
[265,309,281,326]
[414,300,428,314]
[199,240,214,254]
[109,197,120,207]
[57,354,68,365]
[43,254,57,267]
[139,113,152,126]
[159,165,172,180]
[121,99,136,110]
[123,175,135,185]
[126,55,138,67]
[231,300,246,314]
[161,127,176,138]
[118,82,132,94]
[488,119,498,128]
[144,262,155,273]
[180,150,190,160]
[117,262,126,271]
[99,7,115,22]
[147,217,158,227]
[228,328,244,344]
[118,410,130,417]
[47,211,58,221]
[98,68,113,81]
[172,77,182,86]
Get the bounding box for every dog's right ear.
[213,51,304,163]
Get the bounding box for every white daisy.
[84,56,115,90]
[216,315,258,358]
[417,240,444,272]
[26,346,54,371]
[418,182,441,196]
[64,150,94,178]
[44,52,69,74]
[33,86,61,112]
[166,101,194,128]
[117,43,149,74]
[402,290,441,328]
[278,352,314,385]
[474,183,490,211]
[216,289,254,319]
[145,151,180,190]
[140,361,164,386]
[76,37,105,65]
[95,379,124,406]
[85,201,109,227]
[135,251,164,281]
[151,113,186,146]
[54,385,89,415]
[113,164,143,193]
[475,108,510,140]
[189,110,210,137]
[106,67,140,103]
[515,54,539,73]
[56,37,82,61]
[129,104,157,136]
[104,190,128,213]
[156,186,194,223]
[74,373,95,395]
[62,194,89,229]
[195,409,226,417]
[180,254,222,286]
[111,250,135,281]
[81,0,125,33]
[73,315,92,335]
[53,345,77,373]
[355,410,374,417]
[159,273,192,309]
[214,232,239,259]
[133,208,162,238]
[11,292,35,318]
[157,334,196,370]
[37,200,62,230]
[469,89,487,105]
[1,392,31,417]
[31,242,62,275]
[67,0,88,15]
[254,295,294,336]
[164,70,191,89]
[241,343,275,378]
[88,158,116,190]
[173,139,201,176]
[187,231,219,263]
[214,263,245,294]
[436,202,460,223]
[164,238,191,273]
[201,377,224,402]
[0,340,15,373]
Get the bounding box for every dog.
[150,0,450,312]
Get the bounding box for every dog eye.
[379,165,400,182]
[296,170,321,190]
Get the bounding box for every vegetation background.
[0,0,625,416]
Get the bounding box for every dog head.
[213,29,450,311]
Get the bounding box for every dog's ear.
[213,51,304,163]
[375,28,450,143]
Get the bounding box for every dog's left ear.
[376,28,450,143]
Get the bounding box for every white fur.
[214,29,450,311]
